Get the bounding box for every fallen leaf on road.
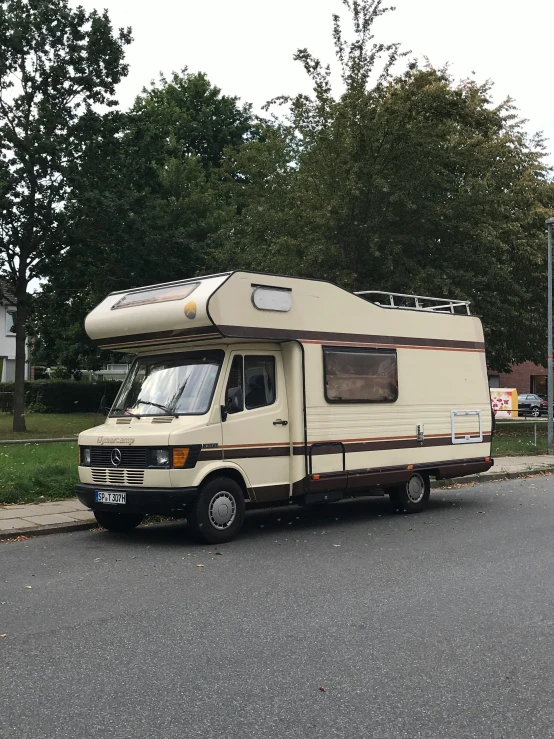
[332,544,341,547]
[197,564,204,568]
[1,634,7,638]
[24,586,32,589]
[319,686,325,692]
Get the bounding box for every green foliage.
[0,380,121,413]
[0,0,132,429]
[0,443,78,504]
[0,412,99,439]
[218,0,554,370]
[33,69,254,369]
[50,366,71,380]
[29,0,554,373]
[492,422,548,456]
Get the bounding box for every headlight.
[152,449,170,467]
[81,448,91,466]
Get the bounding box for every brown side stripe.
[217,325,485,352]
[223,447,290,460]
[197,434,491,461]
[97,323,484,352]
[295,434,492,456]
[99,325,221,349]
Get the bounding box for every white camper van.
[76,272,493,542]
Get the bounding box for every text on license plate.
[95,491,126,505]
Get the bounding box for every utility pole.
[547,218,554,455]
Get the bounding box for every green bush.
[51,366,71,380]
[0,380,122,413]
[33,366,49,380]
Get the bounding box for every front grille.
[92,469,145,486]
[89,446,148,469]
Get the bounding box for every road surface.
[2,477,554,739]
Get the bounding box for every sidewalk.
[432,454,554,487]
[2,455,554,539]
[0,499,94,537]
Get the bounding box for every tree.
[32,70,253,370]
[0,0,131,430]
[219,0,554,370]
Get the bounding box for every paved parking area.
[2,476,554,738]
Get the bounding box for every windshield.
[110,350,224,417]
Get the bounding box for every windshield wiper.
[136,399,177,416]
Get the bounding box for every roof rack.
[354,291,471,315]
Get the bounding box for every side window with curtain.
[244,356,276,409]
[225,355,244,414]
[323,348,398,403]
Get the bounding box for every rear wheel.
[94,510,144,532]
[389,473,430,514]
[188,477,245,544]
[531,407,540,418]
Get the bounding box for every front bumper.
[75,483,199,516]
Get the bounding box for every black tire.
[188,476,245,544]
[389,472,430,514]
[94,510,144,532]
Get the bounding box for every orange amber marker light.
[407,464,414,470]
[312,474,320,480]
[172,448,190,468]
[485,457,491,462]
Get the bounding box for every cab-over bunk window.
[323,347,398,403]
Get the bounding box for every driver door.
[221,349,291,503]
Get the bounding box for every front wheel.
[94,510,144,532]
[188,477,245,543]
[389,473,430,514]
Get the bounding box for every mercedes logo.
[110,448,122,467]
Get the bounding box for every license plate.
[95,491,126,505]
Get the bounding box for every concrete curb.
[0,520,97,541]
[2,466,554,541]
[432,467,554,488]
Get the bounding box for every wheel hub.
[208,491,237,530]
[406,474,425,503]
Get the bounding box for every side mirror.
[221,404,228,422]
[227,387,243,413]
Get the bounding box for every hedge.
[0,380,122,414]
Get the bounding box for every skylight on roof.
[111,282,200,310]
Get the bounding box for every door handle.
[273,419,288,426]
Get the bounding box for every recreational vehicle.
[76,272,493,542]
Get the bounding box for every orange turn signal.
[407,464,414,470]
[172,447,190,468]
[312,474,320,480]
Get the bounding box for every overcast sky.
[76,0,553,165]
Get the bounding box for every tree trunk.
[13,278,28,432]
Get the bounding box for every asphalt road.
[2,477,554,739]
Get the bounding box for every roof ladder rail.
[354,291,471,316]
